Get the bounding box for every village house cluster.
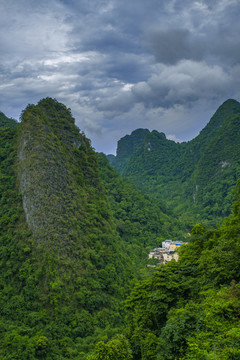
[148,240,185,266]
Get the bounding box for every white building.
[148,240,186,265]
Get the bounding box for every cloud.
[0,0,240,154]
[96,90,135,116]
[142,1,240,66]
[143,29,196,65]
[132,60,233,108]
[166,134,182,143]
[0,1,70,61]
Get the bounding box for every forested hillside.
[0,111,18,129]
[0,98,180,359]
[109,99,240,225]
[121,181,240,359]
[97,154,187,270]
[0,98,134,358]
[1,97,240,359]
[83,179,240,359]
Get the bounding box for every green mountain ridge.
[0,111,18,129]
[0,98,181,359]
[0,98,135,358]
[1,97,240,359]
[110,99,240,224]
[191,112,240,215]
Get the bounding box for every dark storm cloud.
[0,0,240,154]
[144,25,240,66]
[143,29,196,65]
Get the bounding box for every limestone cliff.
[17,98,109,255]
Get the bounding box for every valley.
[0,98,240,359]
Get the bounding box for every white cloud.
[132,60,232,107]
[43,52,95,67]
[0,1,70,61]
[166,134,182,143]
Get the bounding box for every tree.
[88,335,132,360]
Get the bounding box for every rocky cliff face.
[18,126,71,244]
[0,98,132,358]
[17,98,106,255]
[116,128,150,159]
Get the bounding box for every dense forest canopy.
[0,97,240,359]
[0,98,134,358]
[109,99,240,227]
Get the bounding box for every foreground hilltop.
[1,97,240,359]
[0,98,133,358]
[109,99,240,224]
[0,97,181,359]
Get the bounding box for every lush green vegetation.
[1,97,240,359]
[110,99,240,227]
[0,98,135,359]
[111,129,150,173]
[98,153,187,273]
[0,111,18,129]
[120,180,240,359]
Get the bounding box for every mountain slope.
[110,99,240,225]
[98,154,187,255]
[109,128,150,172]
[123,180,240,360]
[0,111,18,129]
[192,113,240,217]
[0,99,185,359]
[0,98,132,359]
[178,98,240,178]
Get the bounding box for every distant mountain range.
[108,99,240,225]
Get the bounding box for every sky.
[1,0,240,154]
